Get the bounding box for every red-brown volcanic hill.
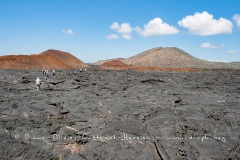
[0,55,71,69]
[95,58,126,65]
[0,49,87,69]
[100,59,198,72]
[40,49,87,68]
[101,60,129,67]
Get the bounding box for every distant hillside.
[100,59,198,72]
[123,47,240,69]
[101,60,128,67]
[123,47,210,68]
[94,58,126,65]
[40,49,87,68]
[0,49,87,69]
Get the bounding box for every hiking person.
[43,70,47,79]
[42,69,45,77]
[35,77,41,90]
[52,70,56,77]
[46,70,50,78]
[79,68,83,74]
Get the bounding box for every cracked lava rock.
[0,69,240,160]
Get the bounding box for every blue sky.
[0,0,239,63]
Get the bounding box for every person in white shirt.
[35,77,41,90]
[52,70,56,77]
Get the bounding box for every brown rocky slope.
[40,49,87,68]
[101,60,198,72]
[123,47,212,68]
[97,47,240,69]
[101,60,129,67]
[95,58,126,66]
[124,47,240,69]
[0,49,87,69]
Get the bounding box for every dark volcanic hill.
[0,49,87,69]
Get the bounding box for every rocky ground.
[0,68,240,160]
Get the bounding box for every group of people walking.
[67,68,87,76]
[36,68,87,90]
[42,69,56,79]
[36,69,56,90]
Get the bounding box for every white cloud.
[208,59,229,62]
[233,14,240,29]
[122,34,132,40]
[106,34,119,40]
[118,23,132,33]
[200,42,216,48]
[110,22,120,30]
[109,22,132,40]
[201,42,226,48]
[178,11,233,36]
[228,50,236,54]
[136,18,179,36]
[63,29,75,35]
[110,22,132,34]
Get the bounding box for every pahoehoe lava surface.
[0,69,240,159]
